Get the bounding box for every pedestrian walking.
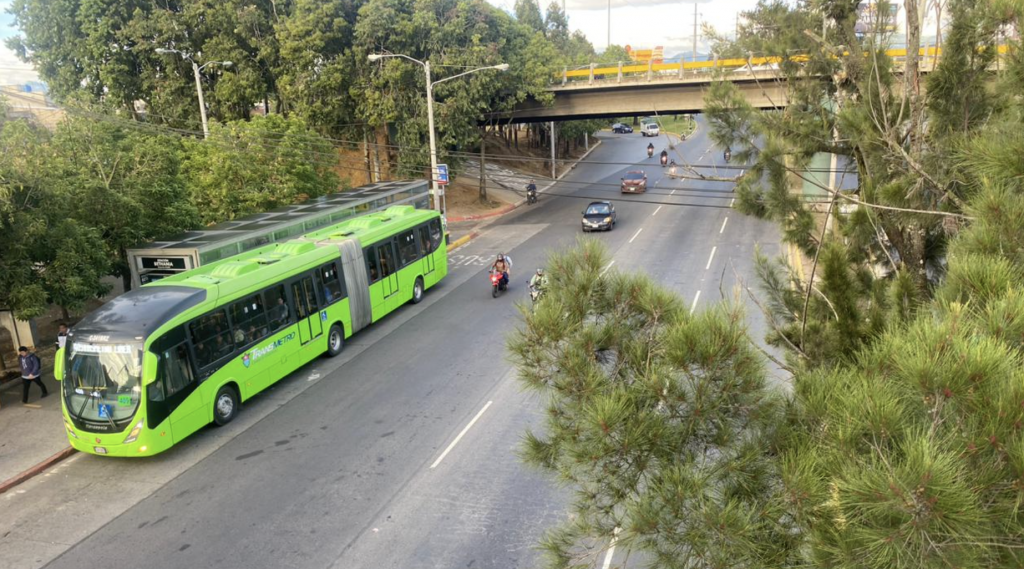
[18,346,48,404]
[56,323,69,350]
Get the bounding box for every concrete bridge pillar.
[589,63,595,85]
[647,59,652,82]
[617,61,623,83]
[562,66,567,86]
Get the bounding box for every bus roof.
[301,204,437,244]
[71,285,207,343]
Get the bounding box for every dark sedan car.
[620,170,647,193]
[611,123,633,134]
[582,201,616,232]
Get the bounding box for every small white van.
[641,122,660,137]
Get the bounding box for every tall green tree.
[514,0,544,33]
[182,114,341,224]
[510,240,796,569]
[46,115,199,292]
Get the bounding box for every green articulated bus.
[55,205,447,457]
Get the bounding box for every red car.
[621,171,647,193]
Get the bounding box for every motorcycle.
[529,283,543,304]
[724,149,732,163]
[646,146,654,158]
[526,187,538,204]
[660,153,668,167]
[490,270,508,298]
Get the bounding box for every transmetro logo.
[242,332,297,367]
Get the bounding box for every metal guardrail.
[555,45,1011,86]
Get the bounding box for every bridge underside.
[496,79,790,123]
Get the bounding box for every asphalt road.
[5,120,783,569]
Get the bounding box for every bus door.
[419,225,436,278]
[291,276,323,346]
[377,241,400,308]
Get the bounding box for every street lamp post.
[155,48,233,139]
[368,53,508,219]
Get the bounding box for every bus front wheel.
[213,385,239,426]
[326,324,345,357]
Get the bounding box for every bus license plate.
[94,446,108,455]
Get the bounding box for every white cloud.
[556,0,760,52]
[0,43,38,85]
[564,0,716,11]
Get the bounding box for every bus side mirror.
[54,348,64,381]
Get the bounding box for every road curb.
[0,446,76,495]
[446,231,480,252]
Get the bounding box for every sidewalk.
[0,358,71,491]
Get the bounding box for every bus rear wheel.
[326,323,344,357]
[411,277,425,304]
[213,385,239,426]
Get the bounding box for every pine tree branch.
[735,265,809,362]
[801,190,839,348]
[719,263,796,374]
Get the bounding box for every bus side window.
[366,247,380,283]
[397,230,419,267]
[264,285,290,332]
[230,294,269,345]
[418,225,431,255]
[377,242,396,278]
[320,262,344,305]
[189,310,234,370]
[147,338,198,428]
[162,344,196,398]
[428,218,442,252]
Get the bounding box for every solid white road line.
[600,260,616,276]
[690,290,702,314]
[720,217,728,234]
[730,198,735,207]
[430,400,493,469]
[705,246,717,270]
[652,205,662,216]
[601,528,622,569]
[629,228,644,243]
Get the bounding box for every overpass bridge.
[500,46,998,123]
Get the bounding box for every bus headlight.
[64,419,78,439]
[123,419,144,444]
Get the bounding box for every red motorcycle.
[490,270,508,298]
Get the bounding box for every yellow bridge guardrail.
[557,45,1011,83]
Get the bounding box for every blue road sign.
[436,164,449,186]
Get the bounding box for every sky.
[490,0,763,56]
[0,0,38,85]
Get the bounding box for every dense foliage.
[1,0,605,322]
[513,1,1024,567]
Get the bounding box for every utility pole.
[550,121,557,179]
[367,53,508,220]
[692,4,698,63]
[479,126,488,203]
[155,48,232,139]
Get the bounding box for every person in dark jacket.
[18,346,48,404]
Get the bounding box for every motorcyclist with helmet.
[491,253,511,288]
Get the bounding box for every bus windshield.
[63,339,143,424]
